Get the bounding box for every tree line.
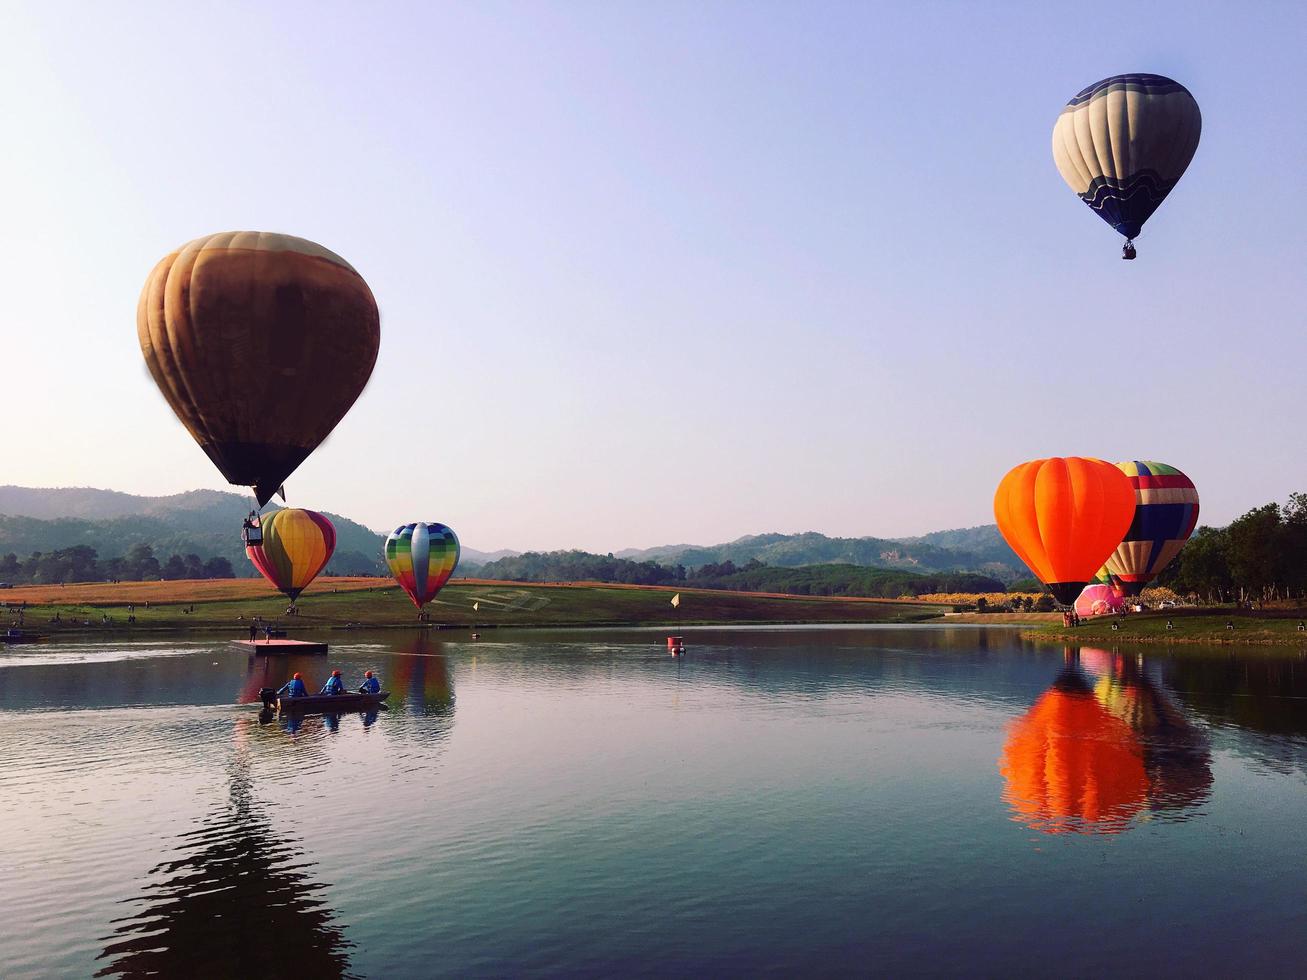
[1160,493,1307,603]
[475,550,1004,598]
[0,544,234,585]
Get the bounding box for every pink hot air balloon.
[1074,583,1124,619]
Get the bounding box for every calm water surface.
[1,626,1305,977]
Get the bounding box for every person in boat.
[277,672,308,698]
[358,670,380,694]
[320,669,345,695]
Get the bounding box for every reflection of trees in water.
[1000,649,1213,835]
[1161,654,1307,777]
[96,721,355,979]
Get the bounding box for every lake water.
[1,626,1305,978]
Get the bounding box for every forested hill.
[0,486,386,577]
[614,527,1023,581]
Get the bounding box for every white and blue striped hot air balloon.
[1052,74,1201,259]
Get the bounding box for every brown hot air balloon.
[138,232,380,505]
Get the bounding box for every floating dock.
[233,639,328,655]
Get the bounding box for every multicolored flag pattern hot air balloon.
[993,457,1136,606]
[245,508,336,601]
[1052,74,1201,259]
[1092,564,1117,588]
[1104,461,1200,596]
[138,232,381,505]
[384,523,460,609]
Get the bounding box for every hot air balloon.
[1104,461,1200,596]
[1091,563,1121,591]
[999,662,1148,835]
[994,457,1136,606]
[1052,74,1201,259]
[1074,583,1124,619]
[138,232,380,505]
[384,523,460,610]
[245,508,336,602]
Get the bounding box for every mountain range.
[0,486,387,576]
[615,527,1023,581]
[0,485,1025,581]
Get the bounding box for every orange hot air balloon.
[993,457,1135,605]
[999,666,1148,835]
[138,232,380,506]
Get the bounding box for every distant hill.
[0,485,387,577]
[457,547,518,574]
[616,527,1023,582]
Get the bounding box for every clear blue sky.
[2,2,1303,550]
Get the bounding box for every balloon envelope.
[385,523,460,609]
[245,508,336,600]
[1105,461,1200,596]
[138,232,380,505]
[1052,74,1201,243]
[994,457,1136,605]
[1075,584,1124,618]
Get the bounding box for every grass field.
[1,577,945,634]
[1026,608,1307,646]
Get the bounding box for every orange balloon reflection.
[999,661,1148,835]
[1001,649,1213,835]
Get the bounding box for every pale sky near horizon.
[1,2,1304,551]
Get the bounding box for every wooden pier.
[232,638,328,655]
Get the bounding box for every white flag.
[670,593,680,608]
[473,601,480,612]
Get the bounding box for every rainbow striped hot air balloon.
[384,523,460,610]
[245,508,336,601]
[1105,461,1200,596]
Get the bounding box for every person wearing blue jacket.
[358,670,381,694]
[277,673,307,698]
[320,670,345,695]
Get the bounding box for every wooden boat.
[258,687,389,713]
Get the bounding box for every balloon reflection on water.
[1000,648,1211,835]
[95,717,355,978]
[389,634,456,736]
[238,654,386,737]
